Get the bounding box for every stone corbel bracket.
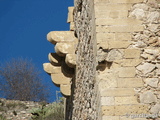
[43,7,75,97]
[43,30,77,97]
[43,7,76,97]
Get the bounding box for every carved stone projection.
[43,7,76,97]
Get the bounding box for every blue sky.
[0,0,73,102]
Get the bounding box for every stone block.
[70,22,74,31]
[140,91,157,104]
[110,0,143,3]
[119,67,136,77]
[47,31,77,44]
[106,49,123,62]
[120,116,148,120]
[65,54,76,68]
[122,59,142,67]
[102,106,115,116]
[101,97,114,105]
[98,42,109,49]
[55,42,75,56]
[96,18,142,26]
[144,78,159,88]
[95,10,128,19]
[115,96,138,105]
[102,116,119,120]
[96,25,109,32]
[115,105,148,116]
[95,4,132,11]
[150,103,160,114]
[109,25,144,32]
[117,78,143,88]
[98,78,117,89]
[109,41,131,49]
[51,73,71,85]
[48,53,63,66]
[67,7,74,23]
[102,105,148,116]
[115,33,131,41]
[136,63,156,74]
[124,49,141,58]
[101,88,135,97]
[43,63,61,74]
[97,33,115,43]
[60,84,71,96]
[94,0,109,3]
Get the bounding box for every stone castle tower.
[43,0,160,119]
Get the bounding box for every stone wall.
[95,0,160,120]
[43,0,160,120]
[69,0,101,119]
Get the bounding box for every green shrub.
[6,102,28,109]
[0,114,6,120]
[31,97,64,120]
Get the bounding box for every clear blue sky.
[0,0,73,102]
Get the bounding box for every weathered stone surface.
[67,7,74,23]
[115,96,138,105]
[101,97,114,105]
[117,78,143,88]
[48,53,63,65]
[101,88,135,97]
[132,3,149,11]
[102,105,148,116]
[115,105,148,115]
[95,4,132,11]
[115,33,131,41]
[122,59,142,66]
[102,106,115,116]
[55,42,75,56]
[124,49,141,58]
[140,91,157,103]
[111,0,143,3]
[109,41,131,49]
[98,71,118,89]
[133,41,147,48]
[129,8,146,20]
[98,42,109,50]
[60,84,71,96]
[150,103,160,114]
[120,116,148,120]
[147,11,160,23]
[95,10,128,19]
[102,116,119,120]
[61,62,74,77]
[109,25,144,32]
[97,33,115,43]
[136,62,156,74]
[43,63,61,74]
[144,49,159,56]
[144,78,159,87]
[119,67,136,77]
[106,49,123,62]
[70,22,74,31]
[44,0,160,119]
[65,54,76,68]
[51,73,71,85]
[47,31,77,44]
[97,49,108,62]
[96,18,143,26]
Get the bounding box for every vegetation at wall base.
[31,97,65,120]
